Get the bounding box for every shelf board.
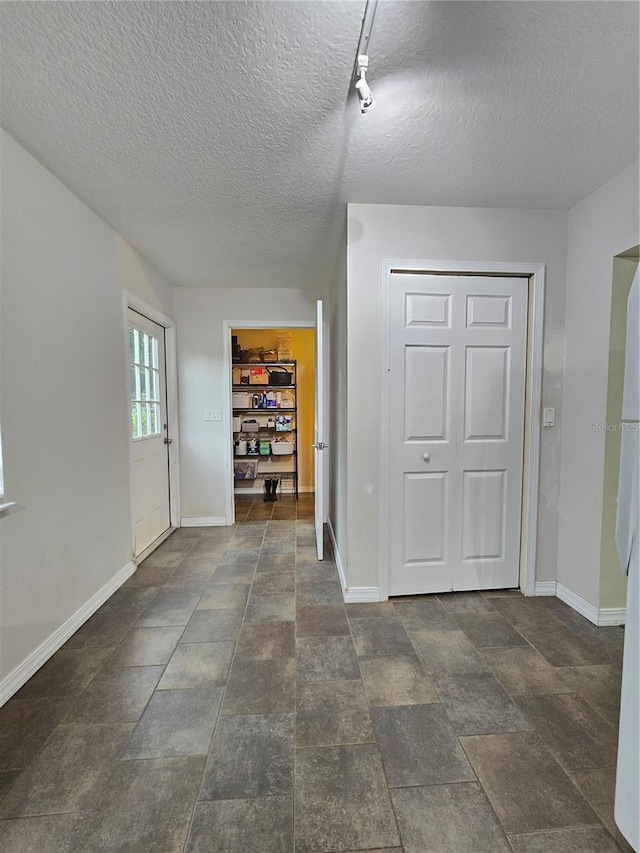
[232,385,295,391]
[233,408,296,413]
[232,362,296,368]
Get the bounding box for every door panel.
[129,309,170,557]
[464,347,510,441]
[404,346,450,442]
[314,300,325,560]
[389,274,527,595]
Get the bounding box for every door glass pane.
[129,324,162,438]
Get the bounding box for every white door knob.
[423,453,430,462]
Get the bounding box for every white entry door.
[388,274,527,595]
[314,300,326,559]
[128,309,171,557]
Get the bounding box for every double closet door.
[388,273,528,596]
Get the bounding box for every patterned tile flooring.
[0,493,631,852]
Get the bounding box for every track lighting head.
[355,54,374,113]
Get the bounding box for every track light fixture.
[352,0,378,114]
[355,54,374,112]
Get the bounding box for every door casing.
[222,317,329,527]
[379,260,546,599]
[123,292,181,562]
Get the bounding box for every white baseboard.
[327,518,381,603]
[343,586,381,603]
[597,607,626,626]
[556,582,600,626]
[534,581,558,596]
[0,560,136,707]
[181,517,228,527]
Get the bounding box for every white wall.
[329,224,348,572]
[173,287,326,523]
[558,162,639,608]
[0,130,173,694]
[346,204,568,590]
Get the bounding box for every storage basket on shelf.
[234,460,257,480]
[232,393,252,408]
[271,440,294,455]
[267,367,293,386]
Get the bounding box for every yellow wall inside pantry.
[232,328,315,490]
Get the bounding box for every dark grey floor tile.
[296,636,360,682]
[252,571,296,594]
[222,658,295,714]
[490,597,565,633]
[210,561,256,584]
[351,617,414,658]
[570,766,635,853]
[188,540,230,559]
[172,558,220,578]
[136,591,200,628]
[125,563,177,588]
[14,647,114,699]
[516,693,618,770]
[201,714,293,800]
[64,665,163,723]
[556,665,622,727]
[196,583,251,611]
[185,796,293,853]
[0,813,90,853]
[479,646,572,696]
[140,549,186,568]
[296,562,338,583]
[296,605,350,637]
[295,744,400,853]
[460,732,598,833]
[257,554,296,573]
[0,769,20,800]
[433,672,532,735]
[86,755,205,852]
[158,642,234,689]
[409,629,489,675]
[393,599,458,631]
[296,581,344,606]
[109,626,183,666]
[508,826,622,853]
[181,609,244,643]
[437,592,497,613]
[101,586,160,615]
[245,593,295,622]
[296,680,375,747]
[64,609,137,649]
[123,687,223,759]
[261,541,296,556]
[538,599,626,662]
[359,656,439,706]
[293,546,317,562]
[391,783,511,853]
[454,613,528,648]
[0,723,134,816]
[525,626,608,667]
[346,602,397,619]
[0,696,71,770]
[371,703,475,787]
[235,621,295,660]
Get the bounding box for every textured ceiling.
[1,1,638,289]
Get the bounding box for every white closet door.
[388,274,527,595]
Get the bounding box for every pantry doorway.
[224,315,327,558]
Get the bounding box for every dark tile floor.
[0,493,631,852]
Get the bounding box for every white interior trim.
[222,318,318,527]
[135,527,175,563]
[556,582,600,625]
[328,517,380,603]
[0,560,135,707]
[181,516,228,527]
[379,260,546,601]
[327,516,347,593]
[534,581,558,596]
[597,607,626,627]
[123,292,181,559]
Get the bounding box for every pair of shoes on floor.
[263,478,279,502]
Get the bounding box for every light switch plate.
[543,407,555,427]
[204,408,222,422]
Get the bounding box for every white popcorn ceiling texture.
[1,1,638,289]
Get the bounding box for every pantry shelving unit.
[232,361,298,500]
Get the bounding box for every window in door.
[129,325,161,439]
